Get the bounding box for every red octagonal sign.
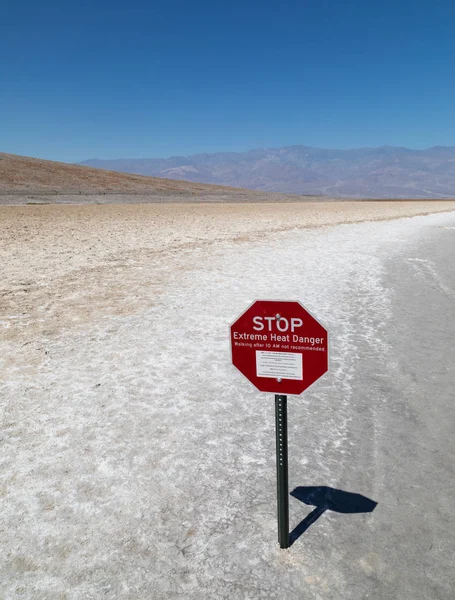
[230,300,328,395]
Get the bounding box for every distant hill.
[80,145,455,198]
[0,152,258,196]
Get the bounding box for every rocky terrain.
[1,201,455,599]
[2,149,455,599]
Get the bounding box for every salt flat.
[1,201,455,599]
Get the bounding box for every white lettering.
[264,316,275,331]
[276,317,289,332]
[252,316,264,331]
[291,318,303,332]
[292,335,324,345]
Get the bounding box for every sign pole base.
[275,394,289,549]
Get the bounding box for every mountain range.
[0,153,241,195]
[80,145,455,198]
[0,152,301,204]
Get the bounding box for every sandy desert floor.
[1,200,455,599]
[2,200,455,350]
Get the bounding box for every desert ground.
[1,199,455,599]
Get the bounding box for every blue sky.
[1,0,455,162]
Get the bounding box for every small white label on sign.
[256,351,303,380]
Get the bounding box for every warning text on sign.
[256,351,303,381]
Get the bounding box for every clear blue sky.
[2,0,455,162]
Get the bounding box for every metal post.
[275,394,289,549]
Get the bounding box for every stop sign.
[230,300,328,395]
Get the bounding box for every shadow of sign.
[289,486,377,545]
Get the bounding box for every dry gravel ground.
[1,200,455,599]
[2,201,455,319]
[0,201,454,349]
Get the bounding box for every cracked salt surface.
[1,211,454,599]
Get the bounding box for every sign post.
[230,300,328,548]
[275,394,289,549]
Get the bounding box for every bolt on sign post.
[230,300,329,549]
